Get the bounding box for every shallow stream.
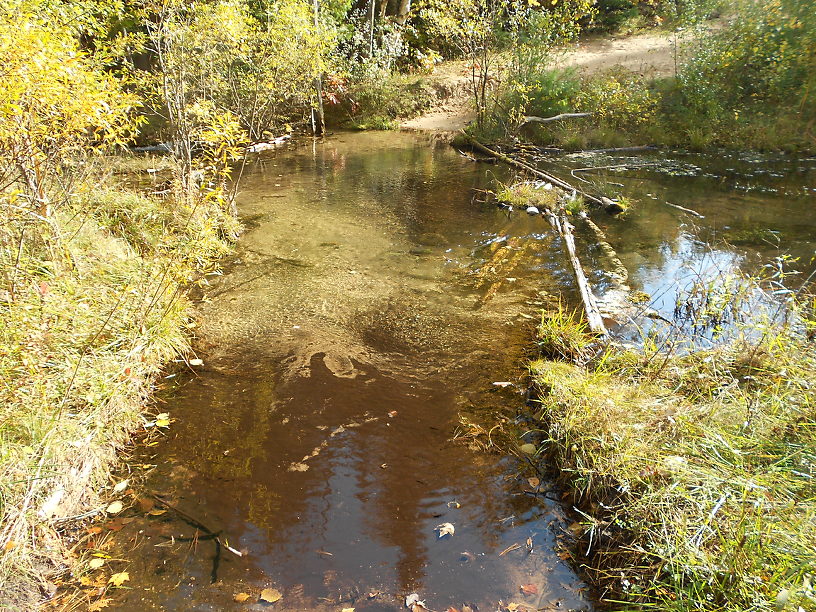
[109,132,815,611]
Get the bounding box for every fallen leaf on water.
[88,558,105,570]
[520,583,539,595]
[189,358,204,366]
[234,592,251,603]
[435,522,455,538]
[113,480,129,493]
[499,542,521,556]
[506,604,520,612]
[492,381,513,388]
[105,518,125,532]
[147,509,167,516]
[260,587,282,603]
[387,410,398,417]
[155,413,171,428]
[88,598,111,611]
[108,572,129,587]
[447,500,461,508]
[405,594,425,608]
[527,477,540,488]
[105,501,123,514]
[137,497,154,512]
[341,608,355,612]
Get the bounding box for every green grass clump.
[0,181,237,606]
[496,181,560,212]
[528,302,816,610]
[536,302,595,362]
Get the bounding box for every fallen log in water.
[543,208,608,336]
[461,133,603,205]
[461,133,624,215]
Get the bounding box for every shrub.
[575,69,659,129]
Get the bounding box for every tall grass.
[0,173,238,606]
[528,276,816,610]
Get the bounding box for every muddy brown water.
[109,133,815,611]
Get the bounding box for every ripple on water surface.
[111,133,591,611]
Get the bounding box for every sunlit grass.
[528,284,816,611]
[0,179,237,605]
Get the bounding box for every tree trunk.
[313,0,325,136]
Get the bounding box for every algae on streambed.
[101,132,593,612]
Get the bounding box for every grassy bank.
[0,167,238,607]
[512,69,816,153]
[522,293,816,610]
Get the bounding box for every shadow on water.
[110,132,590,611]
[110,134,815,611]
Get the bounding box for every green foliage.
[0,1,140,214]
[503,67,582,120]
[680,0,815,123]
[338,74,438,129]
[591,0,721,31]
[139,0,334,144]
[575,69,659,128]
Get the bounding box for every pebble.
[526,206,540,215]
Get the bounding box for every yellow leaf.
[234,592,251,602]
[88,598,111,611]
[155,413,170,427]
[89,558,105,570]
[106,501,123,514]
[113,480,129,493]
[342,608,355,612]
[108,571,129,586]
[259,587,282,603]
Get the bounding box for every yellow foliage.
[0,4,139,210]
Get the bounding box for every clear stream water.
[109,133,815,611]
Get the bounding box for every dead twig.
[149,493,244,558]
[520,112,591,125]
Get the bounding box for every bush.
[680,0,816,123]
[575,69,659,129]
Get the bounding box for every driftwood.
[563,145,658,155]
[246,134,291,154]
[520,112,592,125]
[462,133,606,207]
[542,208,607,336]
[463,134,614,334]
[665,201,704,218]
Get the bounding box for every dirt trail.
[401,30,679,133]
